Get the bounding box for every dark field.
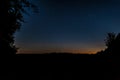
[13,53,120,80]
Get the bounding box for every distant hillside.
[16,52,93,54]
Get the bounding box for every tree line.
[0,0,37,55]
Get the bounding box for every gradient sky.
[15,0,120,54]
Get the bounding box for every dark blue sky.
[15,0,120,54]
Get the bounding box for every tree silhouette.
[0,0,38,55]
[105,32,116,48]
[97,32,120,55]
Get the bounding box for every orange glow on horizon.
[16,47,104,54]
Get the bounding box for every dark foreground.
[1,53,120,80]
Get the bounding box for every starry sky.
[15,0,120,54]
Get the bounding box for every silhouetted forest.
[97,32,120,56]
[0,0,37,79]
[0,0,37,55]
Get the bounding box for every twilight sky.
[15,0,120,54]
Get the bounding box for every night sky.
[15,0,120,54]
